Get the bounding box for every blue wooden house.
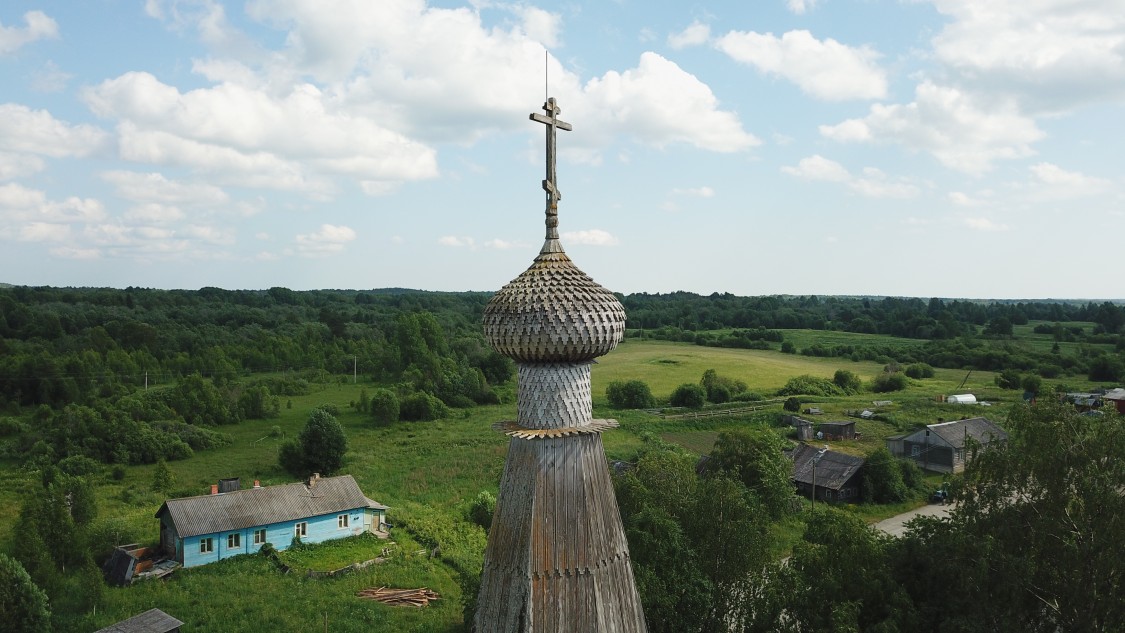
[155,474,388,568]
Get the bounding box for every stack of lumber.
[356,586,441,607]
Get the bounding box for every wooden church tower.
[474,98,648,632]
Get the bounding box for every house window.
[338,514,349,528]
[295,522,308,539]
[955,448,964,461]
[253,529,267,545]
[911,445,921,457]
[200,538,213,554]
[228,533,241,549]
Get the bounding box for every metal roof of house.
[94,608,183,633]
[924,417,1007,449]
[790,444,865,491]
[1103,388,1125,401]
[155,475,386,538]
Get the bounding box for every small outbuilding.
[818,421,857,440]
[790,443,865,503]
[155,474,388,568]
[1103,388,1125,414]
[946,394,977,405]
[890,417,1007,474]
[94,608,183,633]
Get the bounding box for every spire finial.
[529,97,572,250]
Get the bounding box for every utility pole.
[811,445,828,509]
[144,371,148,391]
[353,355,357,384]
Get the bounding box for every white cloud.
[0,104,109,158]
[1028,162,1112,197]
[579,52,760,153]
[516,6,561,48]
[561,229,619,246]
[948,191,983,207]
[668,21,711,50]
[83,72,438,195]
[715,29,887,100]
[0,152,45,180]
[50,246,100,260]
[786,0,819,14]
[782,155,919,198]
[964,217,1009,231]
[782,155,850,182]
[483,238,529,250]
[19,222,71,242]
[31,60,73,93]
[820,81,1043,174]
[0,11,58,55]
[0,183,107,224]
[438,235,475,248]
[123,203,185,224]
[671,186,715,197]
[931,0,1125,112]
[102,170,229,206]
[295,223,356,256]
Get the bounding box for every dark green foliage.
[606,380,656,409]
[152,459,175,493]
[995,368,1022,389]
[777,374,842,397]
[904,362,935,379]
[783,396,800,412]
[870,371,908,392]
[700,369,747,403]
[1020,373,1042,395]
[832,368,863,394]
[1088,354,1123,382]
[369,388,400,424]
[708,428,794,520]
[468,490,496,531]
[862,447,909,504]
[278,408,348,477]
[669,383,705,409]
[0,553,50,633]
[780,340,796,354]
[399,392,449,421]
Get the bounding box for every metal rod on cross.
[529,98,572,241]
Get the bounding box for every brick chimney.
[253,480,261,488]
[307,473,320,488]
[210,484,218,495]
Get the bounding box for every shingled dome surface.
[483,248,625,363]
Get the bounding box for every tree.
[669,383,706,409]
[152,459,175,493]
[1020,374,1042,396]
[995,368,1022,390]
[399,391,448,421]
[369,388,400,424]
[870,372,908,392]
[862,447,909,504]
[708,429,794,520]
[0,553,50,633]
[783,396,800,412]
[606,380,656,409]
[279,408,348,477]
[832,369,862,394]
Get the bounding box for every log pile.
[356,586,441,607]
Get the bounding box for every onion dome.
[483,238,625,363]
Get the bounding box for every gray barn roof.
[94,608,183,633]
[156,475,386,538]
[924,417,1007,448]
[790,444,865,491]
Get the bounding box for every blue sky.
[1,1,1122,299]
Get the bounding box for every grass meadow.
[6,332,1098,631]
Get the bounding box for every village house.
[886,417,1007,474]
[155,474,388,568]
[790,443,865,503]
[1103,388,1125,414]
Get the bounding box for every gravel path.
[871,502,954,537]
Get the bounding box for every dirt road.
[871,502,953,537]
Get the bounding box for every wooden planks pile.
[356,587,441,607]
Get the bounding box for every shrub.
[904,363,935,379]
[781,341,796,354]
[468,490,496,531]
[833,369,863,395]
[700,369,747,402]
[606,380,656,409]
[870,372,908,393]
[777,375,842,397]
[370,388,400,424]
[669,384,706,409]
[783,397,801,412]
[995,369,1022,390]
[400,392,449,421]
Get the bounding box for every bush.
[833,369,863,395]
[783,397,801,413]
[468,490,496,531]
[732,391,764,402]
[904,363,935,379]
[400,392,449,421]
[669,384,706,409]
[995,368,1022,390]
[781,341,796,354]
[606,380,656,409]
[777,375,842,397]
[870,372,908,393]
[700,369,747,402]
[370,388,400,424]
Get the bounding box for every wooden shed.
[818,420,857,440]
[890,417,1007,474]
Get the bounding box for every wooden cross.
[529,98,572,212]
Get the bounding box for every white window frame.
[200,537,213,553]
[911,445,921,457]
[338,514,349,528]
[294,522,308,538]
[253,529,267,545]
[227,533,240,549]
